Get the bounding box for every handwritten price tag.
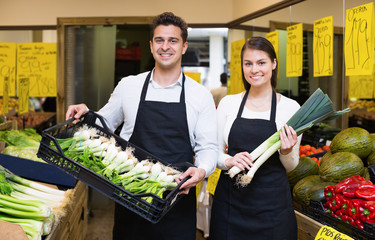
[18,77,30,115]
[344,2,374,76]
[206,168,221,195]
[3,76,9,115]
[266,31,280,77]
[315,226,354,240]
[313,16,334,77]
[229,39,246,95]
[286,23,303,77]
[16,43,57,97]
[0,43,16,96]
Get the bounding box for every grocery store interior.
[0,0,375,239]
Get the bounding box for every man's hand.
[176,167,206,195]
[66,104,88,122]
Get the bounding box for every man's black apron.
[112,72,196,240]
[210,90,297,240]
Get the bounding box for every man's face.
[150,25,188,70]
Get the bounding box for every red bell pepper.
[355,184,375,201]
[335,175,366,194]
[324,185,335,200]
[342,180,372,198]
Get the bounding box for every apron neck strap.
[140,71,186,103]
[236,89,277,122]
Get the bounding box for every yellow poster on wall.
[313,16,334,77]
[345,2,374,76]
[266,31,279,63]
[16,43,57,97]
[184,72,201,84]
[349,64,375,99]
[286,23,303,77]
[0,43,16,97]
[18,77,30,115]
[266,31,280,77]
[228,39,246,95]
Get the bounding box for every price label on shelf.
[314,225,354,240]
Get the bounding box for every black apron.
[210,90,297,240]
[112,72,196,240]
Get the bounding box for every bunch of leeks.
[0,165,68,240]
[228,88,350,186]
[53,125,182,203]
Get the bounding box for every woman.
[210,37,301,240]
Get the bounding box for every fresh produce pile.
[289,126,375,206]
[0,129,44,163]
[324,175,375,230]
[349,100,375,112]
[52,125,183,204]
[0,165,70,240]
[299,144,330,166]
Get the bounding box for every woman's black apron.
[210,90,297,240]
[112,72,196,240]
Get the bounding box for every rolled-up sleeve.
[192,93,218,178]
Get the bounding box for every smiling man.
[65,12,218,240]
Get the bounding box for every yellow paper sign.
[266,31,279,63]
[349,66,375,99]
[266,31,280,77]
[206,168,221,195]
[315,225,354,240]
[345,2,375,76]
[286,23,303,77]
[18,77,30,114]
[228,39,246,95]
[184,72,201,84]
[16,43,57,97]
[3,76,9,115]
[0,43,16,97]
[313,16,334,77]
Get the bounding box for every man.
[210,72,228,107]
[65,12,218,240]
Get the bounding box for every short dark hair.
[150,12,188,43]
[240,37,278,91]
[220,73,227,85]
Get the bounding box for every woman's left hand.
[279,124,297,155]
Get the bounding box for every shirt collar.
[149,69,183,88]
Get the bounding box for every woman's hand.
[224,152,253,171]
[280,124,297,155]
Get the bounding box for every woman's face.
[242,48,276,88]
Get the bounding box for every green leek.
[228,88,350,186]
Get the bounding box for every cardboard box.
[0,221,28,240]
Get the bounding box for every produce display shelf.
[37,111,191,224]
[295,199,375,240]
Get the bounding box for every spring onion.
[228,88,350,186]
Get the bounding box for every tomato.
[322,145,330,151]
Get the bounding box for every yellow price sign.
[206,168,221,195]
[18,77,30,115]
[228,39,246,95]
[286,23,303,77]
[345,2,374,76]
[315,225,354,240]
[3,76,9,115]
[313,16,334,77]
[16,43,57,97]
[0,43,16,96]
[266,31,279,63]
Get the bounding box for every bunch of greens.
[0,165,67,240]
[0,129,44,162]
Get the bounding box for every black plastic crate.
[293,199,325,222]
[37,111,192,224]
[368,165,375,184]
[320,199,375,240]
